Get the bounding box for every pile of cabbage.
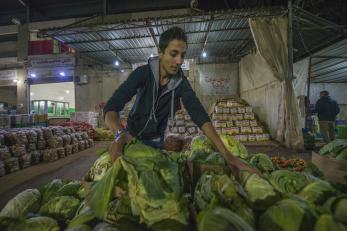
[1,135,347,231]
[319,139,347,160]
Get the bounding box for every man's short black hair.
[320,90,329,96]
[159,27,187,52]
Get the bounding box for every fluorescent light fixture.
[115,61,119,66]
[13,79,18,83]
[121,69,124,73]
[59,72,65,76]
[202,51,207,58]
[30,92,34,96]
[65,90,70,94]
[30,73,36,77]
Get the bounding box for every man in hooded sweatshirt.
[104,27,257,174]
[315,91,340,143]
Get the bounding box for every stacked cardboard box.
[167,110,201,137]
[211,98,270,142]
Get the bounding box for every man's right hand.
[108,132,133,162]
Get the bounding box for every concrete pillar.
[16,24,30,113]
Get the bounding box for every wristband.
[114,128,128,140]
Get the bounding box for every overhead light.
[150,53,154,58]
[121,69,124,73]
[11,18,21,25]
[13,79,18,83]
[65,90,70,94]
[59,72,65,76]
[115,61,119,66]
[202,51,207,58]
[30,92,34,96]
[30,73,36,78]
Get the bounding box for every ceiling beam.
[200,13,214,56]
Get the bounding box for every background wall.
[0,86,17,107]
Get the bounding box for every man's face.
[159,39,187,76]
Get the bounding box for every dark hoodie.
[315,96,340,121]
[104,57,210,139]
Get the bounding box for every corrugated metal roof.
[310,39,347,83]
[45,7,345,68]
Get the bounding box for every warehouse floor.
[0,140,314,209]
[0,141,111,209]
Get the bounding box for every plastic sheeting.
[247,16,303,149]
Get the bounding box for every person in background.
[104,27,258,175]
[315,90,340,143]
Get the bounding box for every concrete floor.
[0,141,111,209]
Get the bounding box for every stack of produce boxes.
[0,126,94,177]
[211,98,270,142]
[167,110,201,137]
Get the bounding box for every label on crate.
[171,127,178,133]
[175,114,185,120]
[218,101,227,107]
[256,134,265,141]
[250,120,258,127]
[178,127,186,133]
[214,121,227,128]
[234,135,241,140]
[252,126,263,134]
[241,120,250,126]
[239,135,248,142]
[175,120,185,126]
[212,114,223,120]
[245,106,253,113]
[240,126,252,134]
[244,113,255,120]
[222,108,230,114]
[215,106,224,114]
[187,127,196,134]
[184,115,191,121]
[238,107,246,114]
[226,121,234,127]
[235,120,243,127]
[229,108,238,114]
[167,119,175,126]
[248,134,256,142]
[186,121,196,127]
[227,100,242,107]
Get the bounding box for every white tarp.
[247,16,303,149]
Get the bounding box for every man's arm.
[201,122,259,175]
[104,67,145,161]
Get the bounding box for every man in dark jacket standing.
[104,27,257,175]
[315,91,340,143]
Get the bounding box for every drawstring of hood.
[137,57,183,137]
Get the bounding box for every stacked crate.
[167,110,201,137]
[70,112,98,128]
[211,98,270,142]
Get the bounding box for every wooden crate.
[312,152,347,183]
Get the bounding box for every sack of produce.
[16,131,28,145]
[65,145,73,156]
[56,136,63,148]
[78,141,86,151]
[28,142,37,151]
[87,139,94,147]
[19,153,31,169]
[81,132,89,140]
[37,138,46,150]
[47,137,58,149]
[4,132,18,146]
[26,130,37,143]
[0,133,4,145]
[57,147,65,159]
[0,145,11,161]
[62,135,72,146]
[52,126,64,136]
[72,144,79,153]
[0,161,6,177]
[10,144,27,157]
[42,128,54,139]
[34,128,44,140]
[30,151,41,165]
[42,149,58,162]
[70,134,78,144]
[4,157,20,173]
